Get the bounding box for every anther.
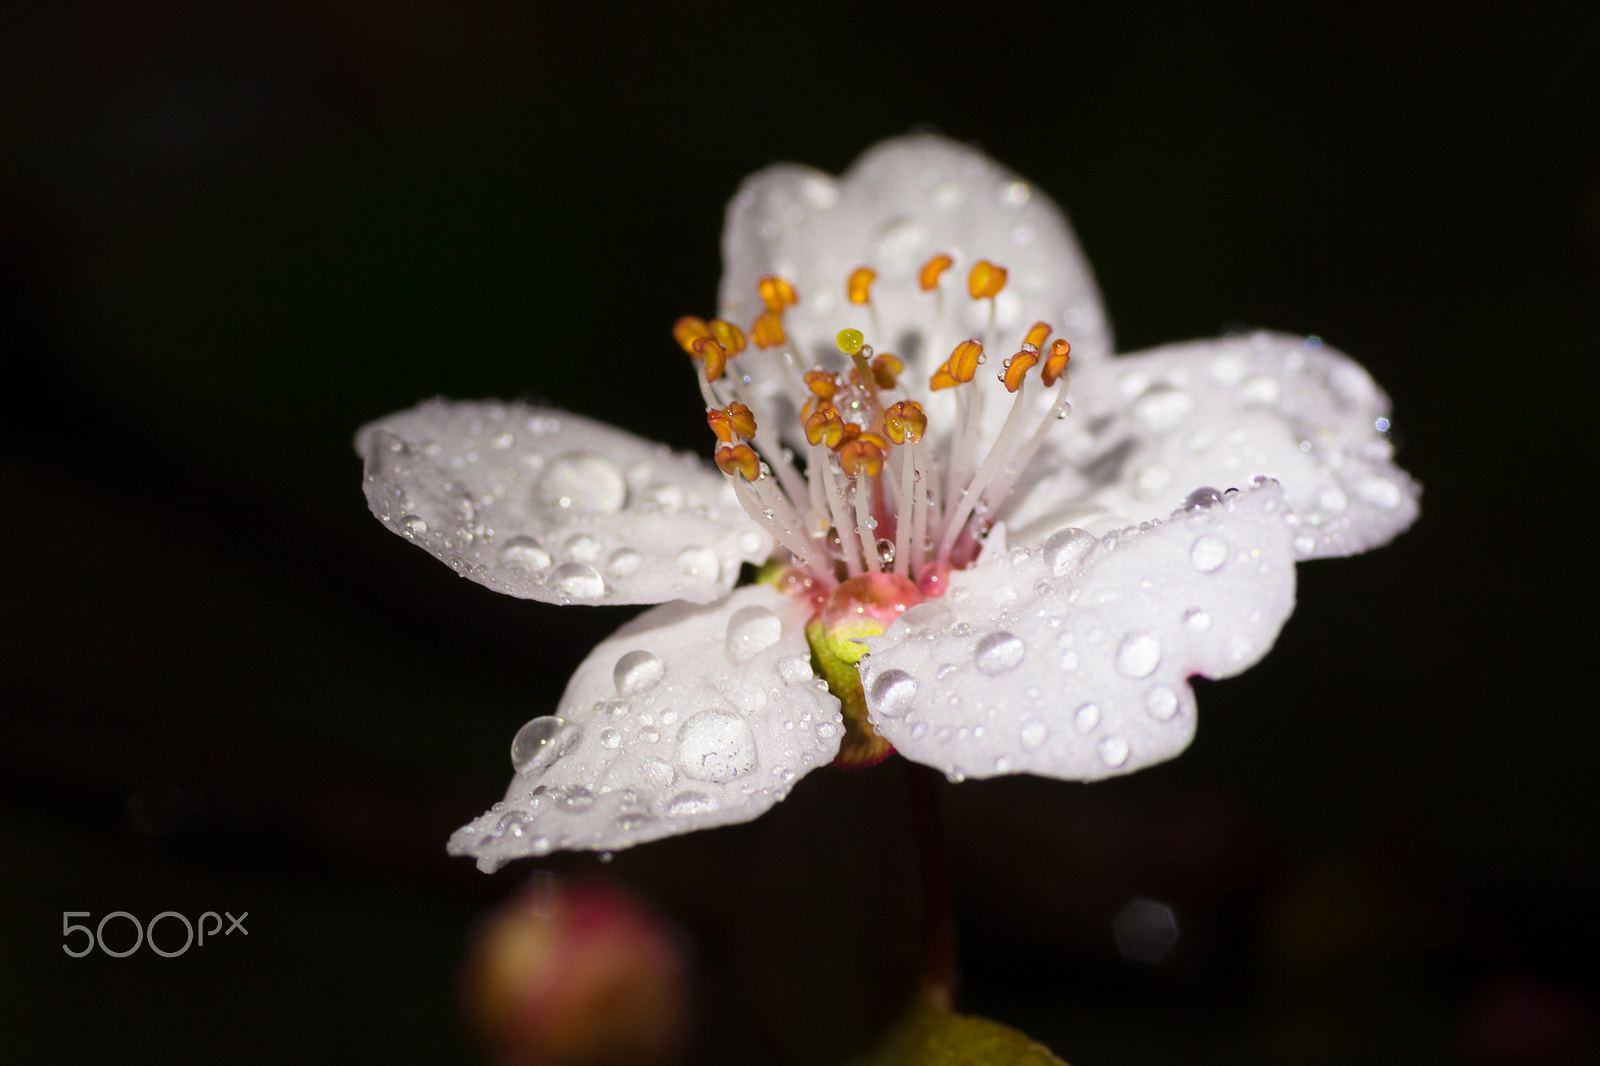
[692,335,728,381]
[836,328,866,356]
[757,275,799,313]
[870,352,903,389]
[714,443,761,481]
[803,405,845,448]
[847,267,877,305]
[708,402,757,443]
[804,369,841,400]
[673,316,711,354]
[883,400,928,444]
[1024,321,1052,349]
[837,432,888,479]
[751,309,786,349]
[1042,338,1072,386]
[967,260,1008,300]
[1002,347,1039,393]
[919,254,954,291]
[709,319,747,356]
[947,339,983,384]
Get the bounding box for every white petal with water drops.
[860,480,1296,782]
[447,585,841,869]
[357,400,773,605]
[1006,333,1418,558]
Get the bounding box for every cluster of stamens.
[673,255,1072,596]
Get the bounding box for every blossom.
[356,135,1418,872]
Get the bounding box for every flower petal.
[357,400,773,605]
[860,480,1297,782]
[1006,332,1419,558]
[719,134,1111,390]
[448,585,842,869]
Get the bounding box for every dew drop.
[674,712,758,783]
[1294,533,1318,556]
[599,727,622,749]
[495,810,530,838]
[1318,486,1349,512]
[500,535,552,570]
[1190,534,1229,573]
[1019,719,1048,750]
[1132,384,1195,431]
[552,562,605,599]
[1145,685,1179,721]
[1116,632,1162,679]
[666,791,719,816]
[606,548,642,577]
[1182,607,1212,631]
[676,545,720,582]
[535,451,627,515]
[1357,475,1402,509]
[401,514,427,535]
[558,786,594,811]
[1238,375,1281,405]
[974,632,1026,675]
[726,604,783,663]
[898,602,955,634]
[510,716,581,774]
[563,532,601,563]
[1042,527,1098,576]
[613,650,665,695]
[1074,702,1101,732]
[1097,735,1131,768]
[868,669,918,718]
[644,482,684,513]
[1183,486,1223,511]
[776,655,814,684]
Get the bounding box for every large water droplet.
[1019,719,1048,750]
[599,727,622,749]
[776,655,814,684]
[1116,632,1162,679]
[535,451,627,515]
[401,514,427,535]
[500,535,551,570]
[869,669,918,718]
[563,532,601,563]
[974,632,1026,674]
[510,716,581,774]
[898,602,955,634]
[666,791,719,816]
[552,562,605,599]
[613,650,665,695]
[1183,486,1223,511]
[1043,527,1098,576]
[675,711,758,783]
[1190,534,1229,573]
[676,545,720,583]
[1356,475,1402,509]
[1097,735,1131,768]
[1074,702,1100,732]
[726,605,783,663]
[1132,384,1195,431]
[1182,607,1212,631]
[606,548,642,577]
[1145,685,1179,721]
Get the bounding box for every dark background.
[3,2,1595,1063]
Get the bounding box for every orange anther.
[751,309,786,349]
[1024,321,1052,349]
[758,275,798,313]
[837,435,886,479]
[803,405,844,448]
[708,319,747,356]
[692,335,727,381]
[967,259,1008,300]
[870,352,903,390]
[947,339,983,383]
[847,267,877,305]
[919,254,954,291]
[714,443,761,481]
[673,316,710,355]
[708,402,757,443]
[1042,338,1072,386]
[929,364,959,391]
[804,369,840,400]
[883,400,928,444]
[1002,348,1039,393]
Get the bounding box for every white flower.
[357,135,1418,872]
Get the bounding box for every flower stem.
[904,759,959,1011]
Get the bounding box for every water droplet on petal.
[974,632,1026,674]
[1183,607,1212,631]
[666,790,719,816]
[1294,533,1318,556]
[1190,534,1229,572]
[401,514,427,535]
[510,716,581,774]
[1145,685,1179,721]
[1116,633,1162,678]
[725,605,783,663]
[606,548,642,577]
[1357,475,1402,509]
[501,535,551,570]
[599,727,622,749]
[675,711,758,783]
[776,655,814,684]
[614,650,665,695]
[1182,487,1223,511]
[898,602,955,634]
[552,562,605,599]
[1019,719,1048,750]
[868,669,918,718]
[1238,375,1281,405]
[676,545,720,582]
[1097,735,1131,768]
[495,810,530,838]
[563,532,601,563]
[1043,527,1098,576]
[1074,702,1100,732]
[1132,384,1195,431]
[536,451,627,515]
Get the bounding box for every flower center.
[677,255,1075,763]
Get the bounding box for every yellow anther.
[803,405,844,448]
[847,267,877,305]
[883,400,928,444]
[692,335,727,381]
[1002,348,1039,393]
[870,352,903,390]
[947,339,983,383]
[1042,338,1072,386]
[751,309,786,349]
[929,364,959,391]
[708,402,757,443]
[709,318,747,356]
[837,434,887,479]
[836,328,866,356]
[1024,321,1052,349]
[919,254,954,291]
[804,369,841,400]
[758,275,799,313]
[967,259,1008,300]
[673,315,710,355]
[715,443,761,481]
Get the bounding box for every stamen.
[967,260,1008,300]
[805,369,841,401]
[1042,338,1072,386]
[673,316,710,354]
[708,319,747,357]
[882,400,928,445]
[846,268,877,305]
[1024,321,1052,349]
[1002,345,1040,393]
[929,339,983,391]
[836,429,887,479]
[692,335,728,382]
[757,274,799,313]
[804,404,845,448]
[714,443,760,481]
[751,309,786,349]
[870,352,903,390]
[884,401,928,579]
[918,254,954,291]
[708,401,757,444]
